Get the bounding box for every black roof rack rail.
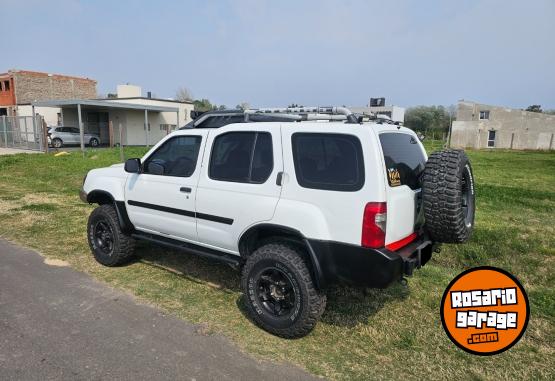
[179,106,383,129]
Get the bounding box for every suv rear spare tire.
[422,149,475,243]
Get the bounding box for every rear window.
[379,133,426,190]
[292,133,364,191]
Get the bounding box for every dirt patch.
[44,258,70,267]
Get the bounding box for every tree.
[235,102,250,110]
[404,105,454,138]
[525,105,542,113]
[175,86,194,102]
[193,98,215,112]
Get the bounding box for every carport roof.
[32,99,179,112]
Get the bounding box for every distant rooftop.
[32,98,179,112]
[103,96,193,105]
[0,69,96,83]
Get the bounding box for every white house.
[33,85,194,147]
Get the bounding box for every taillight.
[361,202,387,248]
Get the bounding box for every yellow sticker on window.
[387,168,401,187]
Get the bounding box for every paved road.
[0,239,317,380]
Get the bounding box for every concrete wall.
[11,70,96,104]
[107,98,193,127]
[16,105,61,126]
[116,84,142,98]
[451,101,555,150]
[60,107,179,146]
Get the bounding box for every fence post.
[119,122,124,162]
[109,120,114,148]
[1,116,7,148]
[24,116,29,150]
[42,118,48,153]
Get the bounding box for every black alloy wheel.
[255,267,297,318]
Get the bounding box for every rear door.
[195,124,282,253]
[58,127,73,143]
[69,127,81,143]
[376,130,427,245]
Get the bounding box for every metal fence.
[0,115,46,151]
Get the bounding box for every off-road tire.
[87,204,135,266]
[241,242,326,338]
[422,149,475,243]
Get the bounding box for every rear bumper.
[307,235,434,289]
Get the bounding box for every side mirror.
[147,161,165,176]
[124,158,141,173]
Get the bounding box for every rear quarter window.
[292,133,364,191]
[379,132,426,190]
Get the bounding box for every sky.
[1,0,554,109]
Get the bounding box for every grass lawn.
[0,145,553,380]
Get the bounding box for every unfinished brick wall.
[11,70,97,104]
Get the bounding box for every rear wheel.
[52,138,63,148]
[87,204,135,266]
[241,242,326,338]
[422,149,475,243]
[89,137,99,147]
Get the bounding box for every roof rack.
[245,106,359,123]
[181,105,401,130]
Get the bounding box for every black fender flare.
[85,190,135,234]
[238,223,326,290]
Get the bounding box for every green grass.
[0,146,553,380]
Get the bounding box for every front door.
[125,131,206,242]
[195,125,283,253]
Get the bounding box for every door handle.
[276,171,284,186]
[180,187,192,193]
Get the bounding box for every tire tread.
[241,242,326,338]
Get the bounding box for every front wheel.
[87,204,135,266]
[241,242,326,338]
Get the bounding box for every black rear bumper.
[307,235,433,289]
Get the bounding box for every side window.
[144,135,202,177]
[292,133,364,191]
[479,110,490,120]
[209,131,273,183]
[70,127,80,134]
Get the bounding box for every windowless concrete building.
[451,100,555,150]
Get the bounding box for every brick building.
[0,69,97,124]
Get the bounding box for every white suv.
[80,107,475,338]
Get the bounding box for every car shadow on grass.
[320,283,409,328]
[132,241,410,329]
[133,242,242,293]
